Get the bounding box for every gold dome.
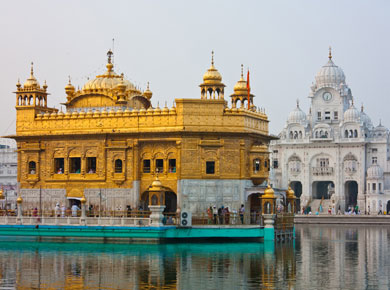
[17,196,23,204]
[202,51,222,85]
[263,183,275,198]
[65,77,75,97]
[143,82,153,99]
[286,186,295,198]
[23,62,40,89]
[80,196,86,204]
[81,50,140,94]
[233,65,248,94]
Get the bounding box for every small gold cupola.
[230,64,254,109]
[15,62,49,108]
[143,82,153,99]
[65,76,75,100]
[199,51,225,100]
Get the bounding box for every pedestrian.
[55,203,60,217]
[212,205,218,224]
[239,204,245,224]
[378,204,383,215]
[337,205,341,215]
[218,206,224,224]
[224,207,230,225]
[207,206,213,224]
[61,204,66,217]
[71,204,80,217]
[367,205,370,215]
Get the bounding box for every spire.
[30,62,34,78]
[351,98,354,107]
[240,64,244,79]
[296,99,300,108]
[328,46,332,60]
[107,49,113,64]
[361,103,364,112]
[211,50,214,66]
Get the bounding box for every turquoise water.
[0,225,389,289]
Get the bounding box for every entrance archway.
[291,181,302,213]
[312,181,334,199]
[345,181,358,210]
[140,191,177,212]
[248,193,262,224]
[386,201,390,214]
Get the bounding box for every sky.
[0,0,389,136]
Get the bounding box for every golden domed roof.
[82,50,139,93]
[23,63,40,89]
[202,51,223,85]
[233,65,248,94]
[143,82,153,99]
[286,186,295,198]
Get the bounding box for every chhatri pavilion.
[9,50,273,214]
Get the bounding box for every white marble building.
[270,50,390,214]
[0,138,18,209]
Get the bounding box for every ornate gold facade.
[9,51,273,213]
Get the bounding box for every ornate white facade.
[0,138,18,209]
[270,51,390,214]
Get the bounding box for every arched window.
[345,130,348,138]
[325,131,328,138]
[294,131,298,139]
[315,131,318,138]
[115,159,123,173]
[253,159,261,173]
[28,161,36,174]
[349,130,353,138]
[299,131,302,139]
[289,131,293,139]
[354,130,358,138]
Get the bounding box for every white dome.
[360,111,373,128]
[344,104,360,123]
[367,164,383,179]
[315,58,345,89]
[288,103,306,124]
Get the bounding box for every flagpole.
[247,69,250,110]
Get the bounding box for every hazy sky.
[1,0,389,136]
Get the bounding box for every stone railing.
[312,167,334,176]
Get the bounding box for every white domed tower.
[309,47,352,130]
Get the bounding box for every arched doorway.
[386,201,390,215]
[248,193,261,224]
[312,181,334,199]
[165,192,177,213]
[345,181,358,210]
[140,191,177,212]
[291,181,302,213]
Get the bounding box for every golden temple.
[10,50,273,213]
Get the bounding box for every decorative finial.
[157,101,160,108]
[165,101,167,108]
[30,62,34,77]
[296,99,300,108]
[147,81,150,90]
[107,49,113,64]
[328,46,332,60]
[68,75,71,84]
[241,64,243,78]
[379,119,382,126]
[351,98,354,106]
[211,50,214,66]
[361,103,364,112]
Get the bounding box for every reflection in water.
[295,225,390,290]
[0,225,389,289]
[0,239,295,289]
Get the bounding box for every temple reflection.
[0,240,296,289]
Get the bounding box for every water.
[0,225,389,289]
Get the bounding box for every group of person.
[207,204,245,225]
